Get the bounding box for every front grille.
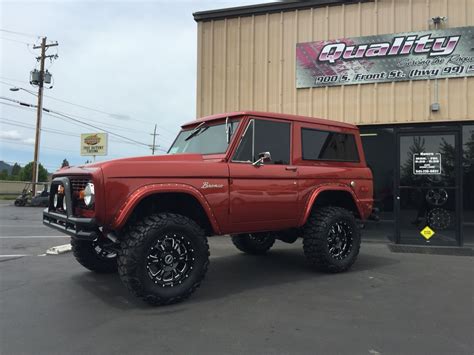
[70,178,89,193]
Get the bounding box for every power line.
[0,79,178,140]
[0,37,30,45]
[0,103,129,145]
[0,117,154,148]
[0,118,79,138]
[0,28,42,38]
[0,77,30,85]
[0,138,77,154]
[0,97,175,148]
[0,87,171,137]
[0,97,148,145]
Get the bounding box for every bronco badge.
[201,182,224,189]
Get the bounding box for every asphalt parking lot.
[0,201,473,355]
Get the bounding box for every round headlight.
[54,193,59,208]
[62,195,67,211]
[84,183,95,207]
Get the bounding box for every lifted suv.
[43,112,373,306]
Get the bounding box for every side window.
[302,128,359,162]
[233,119,291,165]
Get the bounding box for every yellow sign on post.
[420,226,435,240]
[80,133,108,156]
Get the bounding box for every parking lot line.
[0,254,30,257]
[0,236,67,239]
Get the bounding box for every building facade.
[193,0,474,246]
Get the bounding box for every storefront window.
[360,127,396,242]
[462,124,474,245]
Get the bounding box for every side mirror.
[225,117,231,143]
[253,151,271,167]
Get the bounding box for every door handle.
[285,166,298,171]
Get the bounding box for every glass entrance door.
[396,131,460,246]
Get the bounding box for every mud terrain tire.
[118,213,209,306]
[303,206,360,273]
[71,238,118,273]
[231,233,275,255]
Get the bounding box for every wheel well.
[127,193,214,236]
[312,190,360,218]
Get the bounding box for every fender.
[298,184,363,226]
[110,183,221,234]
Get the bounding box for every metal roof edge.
[183,111,358,130]
[193,0,373,22]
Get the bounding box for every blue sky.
[0,0,272,172]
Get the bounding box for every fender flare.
[110,183,221,234]
[299,184,363,226]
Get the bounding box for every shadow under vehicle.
[14,182,50,207]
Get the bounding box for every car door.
[228,117,299,232]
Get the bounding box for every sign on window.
[413,152,441,175]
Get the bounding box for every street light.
[9,86,37,96]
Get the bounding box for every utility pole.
[31,37,58,195]
[150,124,158,155]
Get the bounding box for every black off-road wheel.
[231,233,275,255]
[117,213,209,306]
[71,238,118,273]
[303,206,360,273]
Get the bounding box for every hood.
[83,153,205,169]
[55,153,229,179]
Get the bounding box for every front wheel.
[303,206,360,273]
[231,233,275,255]
[118,213,209,306]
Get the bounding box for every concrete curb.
[46,244,72,255]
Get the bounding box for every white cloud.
[0,130,22,140]
[23,138,35,144]
[0,130,35,144]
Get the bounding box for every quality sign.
[296,26,474,88]
[80,133,108,156]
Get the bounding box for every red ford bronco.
[43,111,374,305]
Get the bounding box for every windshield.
[168,120,240,155]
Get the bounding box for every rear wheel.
[303,206,360,273]
[71,238,118,273]
[231,233,275,255]
[14,199,25,206]
[118,213,209,306]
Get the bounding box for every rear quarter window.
[301,128,359,162]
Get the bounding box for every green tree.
[19,162,48,182]
[11,163,21,176]
[61,158,70,168]
[0,169,8,180]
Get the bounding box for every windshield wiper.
[185,122,208,142]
